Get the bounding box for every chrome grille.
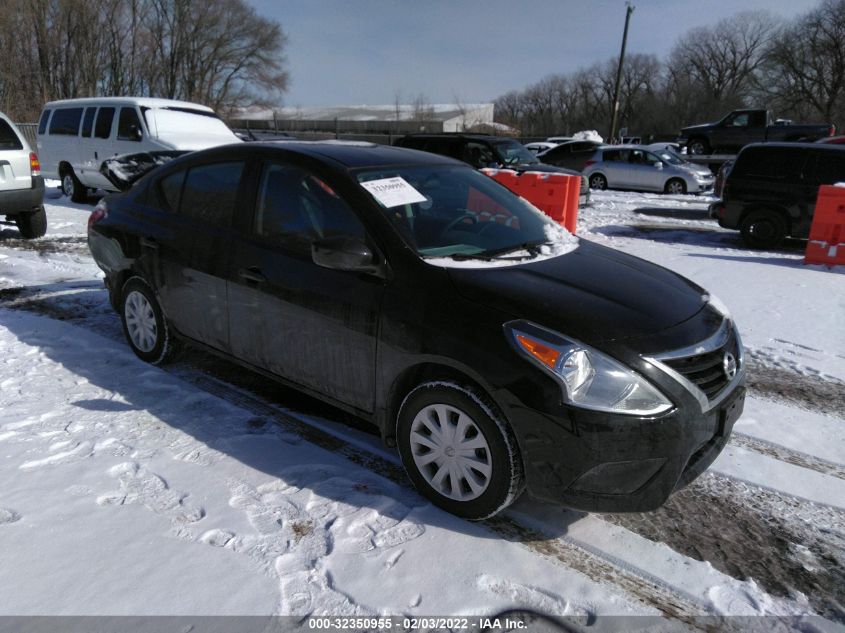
[661,327,740,400]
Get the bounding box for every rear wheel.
[396,382,524,520]
[688,138,710,155]
[664,178,687,195]
[60,166,87,203]
[15,205,47,239]
[589,173,608,190]
[120,277,176,364]
[740,210,787,249]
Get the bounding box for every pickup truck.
[679,109,835,155]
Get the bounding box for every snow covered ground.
[0,186,843,630]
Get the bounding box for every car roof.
[206,140,464,170]
[741,141,845,151]
[41,97,216,112]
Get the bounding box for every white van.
[36,97,241,202]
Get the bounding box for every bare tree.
[764,0,845,124]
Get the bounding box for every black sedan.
[88,142,745,519]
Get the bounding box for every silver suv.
[0,112,46,238]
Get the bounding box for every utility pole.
[609,2,635,144]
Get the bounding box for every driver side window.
[254,163,366,254]
[463,142,495,168]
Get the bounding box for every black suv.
[710,143,845,248]
[394,133,590,205]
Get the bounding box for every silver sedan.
[583,145,715,194]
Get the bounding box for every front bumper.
[0,176,44,217]
[504,381,744,512]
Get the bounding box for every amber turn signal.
[515,334,560,369]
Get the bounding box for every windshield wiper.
[477,240,548,258]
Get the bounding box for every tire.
[588,173,608,190]
[14,205,47,239]
[120,277,176,364]
[396,382,524,520]
[60,166,87,203]
[687,138,710,156]
[740,210,787,249]
[664,178,687,195]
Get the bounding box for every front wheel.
[120,277,176,364]
[396,382,524,520]
[589,173,608,190]
[664,178,687,195]
[740,210,787,249]
[15,206,47,239]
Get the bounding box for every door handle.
[139,236,159,250]
[239,267,267,285]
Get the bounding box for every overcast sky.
[248,0,822,107]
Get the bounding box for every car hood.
[680,122,714,134]
[448,239,707,344]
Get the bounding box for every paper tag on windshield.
[360,177,427,208]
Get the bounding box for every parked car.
[545,136,573,144]
[88,141,745,519]
[524,141,558,155]
[0,111,46,238]
[679,109,835,155]
[537,140,603,172]
[709,143,845,248]
[393,133,590,205]
[583,145,715,194]
[37,97,241,203]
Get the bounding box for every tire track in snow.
[729,433,845,481]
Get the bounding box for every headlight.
[506,321,673,416]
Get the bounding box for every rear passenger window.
[117,107,142,141]
[603,150,621,162]
[49,108,83,135]
[81,108,96,137]
[809,152,845,185]
[95,108,115,139]
[179,162,245,226]
[0,119,23,150]
[38,110,51,135]
[158,170,186,212]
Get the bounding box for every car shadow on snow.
[592,223,808,255]
[632,207,712,221]
[0,281,587,545]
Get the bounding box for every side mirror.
[129,124,142,140]
[312,236,381,274]
[654,162,663,170]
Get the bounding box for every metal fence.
[15,123,37,147]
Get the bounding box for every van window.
[734,147,804,180]
[118,107,142,141]
[81,107,96,138]
[95,107,115,139]
[49,108,83,135]
[179,161,245,226]
[0,119,23,150]
[37,110,51,135]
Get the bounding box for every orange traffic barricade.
[481,168,580,233]
[804,185,845,267]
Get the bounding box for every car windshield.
[493,140,538,165]
[356,165,561,259]
[654,149,685,165]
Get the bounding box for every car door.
[152,158,246,352]
[599,149,628,187]
[227,159,385,412]
[80,106,119,190]
[713,112,766,151]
